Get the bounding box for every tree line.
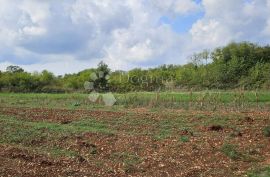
[1,42,270,93]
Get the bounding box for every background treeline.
[1,41,270,93]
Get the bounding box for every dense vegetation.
[1,42,270,93]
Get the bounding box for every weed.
[180,136,189,142]
[154,129,172,140]
[72,102,81,107]
[248,167,270,177]
[221,144,242,160]
[221,143,260,162]
[111,152,142,173]
[263,126,270,137]
[48,147,78,158]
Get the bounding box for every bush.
[40,86,67,93]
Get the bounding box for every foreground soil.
[0,106,270,177]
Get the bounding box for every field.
[0,92,270,176]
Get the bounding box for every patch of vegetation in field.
[99,112,192,139]
[0,115,112,136]
[221,143,243,160]
[154,128,172,140]
[1,91,270,111]
[202,114,232,127]
[221,143,261,162]
[0,114,113,158]
[111,152,143,173]
[179,136,190,142]
[0,93,83,108]
[263,126,270,137]
[248,167,270,177]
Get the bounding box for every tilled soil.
[0,107,270,177]
[0,107,126,123]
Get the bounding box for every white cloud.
[21,26,46,36]
[263,0,270,36]
[150,0,202,15]
[19,0,49,23]
[0,0,190,74]
[0,0,269,75]
[0,57,100,76]
[190,0,270,50]
[190,19,232,49]
[174,0,202,15]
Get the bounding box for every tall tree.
[6,65,24,73]
[93,61,111,92]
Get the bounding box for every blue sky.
[160,12,204,33]
[0,0,270,75]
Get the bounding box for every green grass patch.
[0,115,113,147]
[179,136,190,142]
[203,115,230,127]
[1,91,270,110]
[154,129,172,140]
[221,144,242,160]
[111,152,142,173]
[0,114,113,159]
[248,167,270,177]
[43,147,79,158]
[221,143,261,162]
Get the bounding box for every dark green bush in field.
[263,126,270,137]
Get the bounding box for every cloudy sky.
[0,0,270,75]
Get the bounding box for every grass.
[221,143,261,162]
[0,114,113,158]
[43,147,79,158]
[248,167,270,177]
[154,128,172,140]
[0,111,193,157]
[179,136,190,142]
[0,109,195,144]
[0,115,113,137]
[221,143,242,160]
[111,152,142,173]
[1,91,270,110]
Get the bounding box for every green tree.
[6,65,24,73]
[0,71,3,91]
[93,61,111,92]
